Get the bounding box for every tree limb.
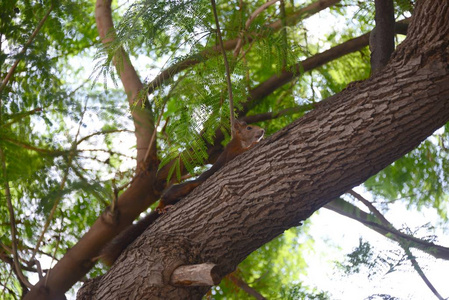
[95,0,155,164]
[370,0,396,74]
[22,2,166,294]
[324,198,449,260]
[246,18,410,112]
[349,191,445,300]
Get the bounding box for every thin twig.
[280,0,288,69]
[77,148,135,159]
[144,0,341,96]
[143,74,186,164]
[76,129,132,145]
[0,4,54,93]
[348,190,390,225]
[30,100,88,262]
[1,108,42,128]
[68,77,92,98]
[45,228,62,288]
[2,137,67,156]
[34,259,44,280]
[210,0,235,135]
[0,147,33,289]
[233,0,280,57]
[0,267,14,299]
[228,273,266,300]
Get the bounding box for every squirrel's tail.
[100,211,160,266]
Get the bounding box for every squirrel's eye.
[247,126,252,130]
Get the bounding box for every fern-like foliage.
[93,0,300,180]
[156,54,249,179]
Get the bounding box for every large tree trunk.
[79,1,449,299]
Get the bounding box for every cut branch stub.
[170,263,221,286]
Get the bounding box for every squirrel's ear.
[234,119,247,129]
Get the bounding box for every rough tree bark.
[79,0,449,299]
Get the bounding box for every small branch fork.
[348,190,445,300]
[233,0,280,57]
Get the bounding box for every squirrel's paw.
[156,205,173,214]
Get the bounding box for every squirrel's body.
[101,120,264,266]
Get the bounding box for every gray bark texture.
[79,1,449,299]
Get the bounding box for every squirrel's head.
[233,119,264,149]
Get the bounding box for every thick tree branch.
[95,0,155,164]
[24,173,160,299]
[246,18,410,112]
[24,2,164,299]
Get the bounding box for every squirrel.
[100,119,264,266]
